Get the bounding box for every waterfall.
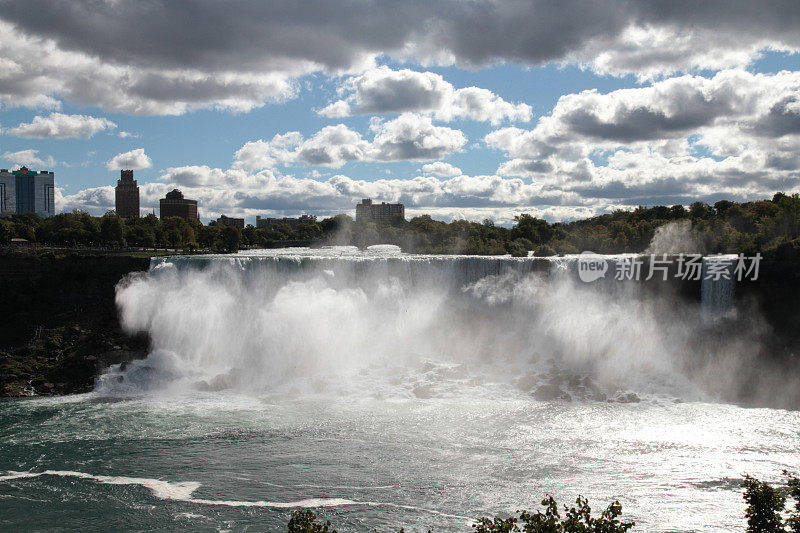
[97,247,728,400]
[700,255,737,315]
[149,249,548,288]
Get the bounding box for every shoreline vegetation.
[0,192,798,259]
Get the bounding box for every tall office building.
[159,189,199,220]
[0,166,55,218]
[355,198,404,223]
[115,170,140,218]
[0,170,14,216]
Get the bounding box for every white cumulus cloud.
[320,67,531,125]
[422,162,462,177]
[7,112,116,138]
[234,114,467,170]
[3,148,55,168]
[484,69,800,205]
[106,148,153,170]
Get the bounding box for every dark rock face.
[0,250,151,396]
[610,392,641,404]
[532,383,564,401]
[0,326,149,396]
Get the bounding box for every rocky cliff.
[0,249,151,396]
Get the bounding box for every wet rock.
[582,376,607,401]
[532,383,563,401]
[611,392,641,403]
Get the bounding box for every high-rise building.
[216,214,244,229]
[355,198,404,223]
[0,167,55,218]
[159,189,199,220]
[115,170,140,218]
[0,170,14,216]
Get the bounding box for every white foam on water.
[0,470,200,500]
[0,470,465,516]
[190,497,359,508]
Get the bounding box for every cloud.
[422,162,462,177]
[234,114,467,169]
[106,148,152,170]
[295,125,372,167]
[2,148,55,168]
[319,67,531,124]
[370,113,467,160]
[7,112,116,138]
[56,185,114,213]
[1,2,798,112]
[483,69,800,205]
[0,19,296,115]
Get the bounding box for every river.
[1,247,797,531]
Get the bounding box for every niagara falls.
[3,1,800,531]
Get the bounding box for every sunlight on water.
[2,248,797,532]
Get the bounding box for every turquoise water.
[3,249,797,531]
[2,394,798,532]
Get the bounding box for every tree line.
[1,192,799,256]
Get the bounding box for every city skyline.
[0,2,798,225]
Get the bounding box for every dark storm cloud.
[2,0,798,73]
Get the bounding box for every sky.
[0,1,799,225]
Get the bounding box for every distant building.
[255,214,316,230]
[0,170,13,216]
[159,189,199,220]
[355,198,404,223]
[115,170,140,218]
[216,214,244,229]
[0,166,55,218]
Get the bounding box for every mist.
[95,248,799,408]
[647,220,702,254]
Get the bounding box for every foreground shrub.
[286,495,633,532]
[742,471,800,532]
[288,510,337,533]
[472,496,634,533]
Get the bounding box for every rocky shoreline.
[0,249,152,397]
[0,325,148,396]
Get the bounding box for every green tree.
[473,496,633,533]
[198,224,220,249]
[512,214,552,245]
[742,475,786,532]
[220,225,241,253]
[0,218,13,244]
[787,471,800,533]
[100,212,125,246]
[287,510,336,533]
